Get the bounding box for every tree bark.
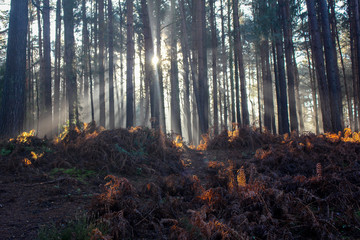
[279,0,298,132]
[274,11,290,134]
[63,0,78,130]
[209,0,218,135]
[306,0,332,132]
[170,0,182,135]
[108,0,115,129]
[141,0,159,129]
[233,0,249,126]
[318,0,343,132]
[54,0,61,133]
[126,0,134,128]
[0,0,28,137]
[179,0,192,141]
[98,0,105,127]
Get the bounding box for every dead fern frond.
[237,166,246,187]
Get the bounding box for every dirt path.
[0,173,100,240]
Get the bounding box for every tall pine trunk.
[63,0,78,130]
[0,0,28,137]
[170,0,182,135]
[54,0,61,132]
[280,0,298,132]
[306,0,332,132]
[210,0,218,135]
[108,0,115,129]
[98,0,106,127]
[318,0,343,132]
[126,0,134,128]
[233,0,249,126]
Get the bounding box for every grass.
[37,215,108,240]
[50,167,96,183]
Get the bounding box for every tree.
[179,0,192,140]
[305,0,332,132]
[0,0,28,137]
[193,0,209,135]
[210,0,218,135]
[233,0,249,126]
[42,0,52,135]
[141,0,160,129]
[170,0,182,135]
[98,0,106,127]
[274,3,290,134]
[108,0,115,129]
[54,0,62,133]
[126,0,134,128]
[280,0,298,132]
[318,0,342,132]
[63,0,78,130]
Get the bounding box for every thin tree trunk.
[221,0,228,130]
[210,0,218,135]
[170,0,181,135]
[155,0,166,132]
[179,0,192,140]
[126,0,134,128]
[233,0,249,126]
[280,0,298,132]
[141,0,159,129]
[63,0,77,130]
[108,0,115,129]
[98,0,106,127]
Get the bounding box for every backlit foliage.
[173,135,184,148]
[23,158,32,165]
[31,151,44,160]
[197,134,209,150]
[237,166,246,187]
[16,129,35,143]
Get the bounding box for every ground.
[0,126,359,239]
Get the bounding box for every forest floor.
[0,125,360,239]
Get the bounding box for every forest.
[0,0,360,239]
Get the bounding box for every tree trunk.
[193,0,209,135]
[228,0,235,126]
[318,0,342,132]
[98,0,105,127]
[305,0,332,132]
[280,0,298,132]
[108,0,115,129]
[126,0,134,128]
[233,0,249,126]
[221,0,228,130]
[274,12,290,134]
[170,0,182,135]
[271,38,281,134]
[155,0,166,133]
[179,0,192,141]
[210,0,218,135]
[256,52,262,132]
[141,0,159,129]
[54,0,61,133]
[41,0,52,135]
[63,0,78,130]
[0,0,28,137]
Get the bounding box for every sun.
[152,55,159,65]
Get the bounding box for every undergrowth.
[37,215,108,240]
